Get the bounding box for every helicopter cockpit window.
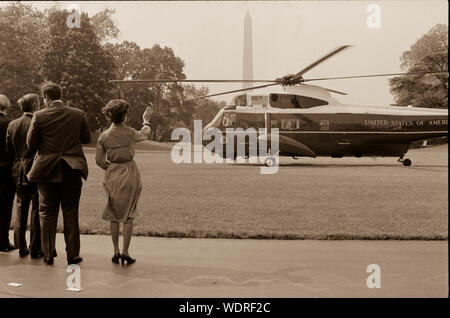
[221,113,236,127]
[269,93,328,109]
[234,94,247,106]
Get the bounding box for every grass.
[15,143,448,240]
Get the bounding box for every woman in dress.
[96,99,153,265]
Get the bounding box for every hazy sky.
[14,1,450,105]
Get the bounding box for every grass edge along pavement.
[77,228,448,240]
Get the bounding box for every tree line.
[389,24,448,109]
[0,3,447,141]
[0,2,223,141]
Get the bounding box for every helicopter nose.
[202,124,211,135]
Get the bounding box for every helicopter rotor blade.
[295,45,352,77]
[184,83,279,102]
[302,71,449,82]
[109,79,278,84]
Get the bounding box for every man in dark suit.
[27,82,91,265]
[6,94,43,258]
[0,94,16,252]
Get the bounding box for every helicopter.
[110,45,448,167]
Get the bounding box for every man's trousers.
[37,163,82,259]
[14,183,41,254]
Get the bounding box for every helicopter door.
[334,114,354,153]
[218,112,236,159]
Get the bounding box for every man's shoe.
[67,256,83,265]
[0,243,17,252]
[7,243,16,251]
[19,248,30,257]
[31,252,44,259]
[43,257,54,265]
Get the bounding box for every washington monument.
[242,11,253,89]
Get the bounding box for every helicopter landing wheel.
[402,158,412,167]
[264,156,277,167]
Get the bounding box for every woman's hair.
[102,99,130,124]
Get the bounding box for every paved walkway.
[0,231,447,297]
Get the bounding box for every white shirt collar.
[49,100,64,107]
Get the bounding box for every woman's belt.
[109,159,133,164]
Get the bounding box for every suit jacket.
[26,101,91,183]
[0,113,12,179]
[6,113,35,185]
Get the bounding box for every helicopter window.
[320,120,329,131]
[269,93,328,108]
[238,114,265,129]
[270,120,278,128]
[234,94,247,106]
[221,113,236,127]
[281,119,299,130]
[251,95,268,106]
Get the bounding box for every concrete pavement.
[0,231,447,297]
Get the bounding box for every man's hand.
[143,106,153,124]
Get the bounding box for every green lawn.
[28,143,449,240]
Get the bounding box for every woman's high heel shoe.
[120,254,136,265]
[112,252,121,264]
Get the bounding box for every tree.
[91,8,120,43]
[105,41,187,140]
[0,2,49,118]
[183,84,224,128]
[43,9,116,128]
[390,24,448,109]
[0,2,223,137]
